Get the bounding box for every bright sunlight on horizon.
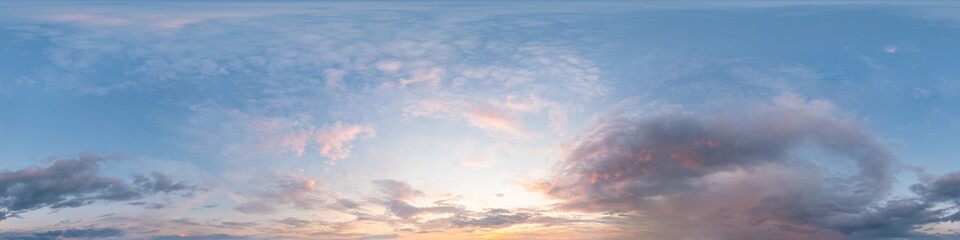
[2,1,960,239]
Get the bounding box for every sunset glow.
[2,1,960,239]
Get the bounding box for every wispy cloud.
[234,175,321,215]
[315,123,375,163]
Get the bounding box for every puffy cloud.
[533,95,915,239]
[315,123,375,163]
[914,172,960,203]
[0,154,196,221]
[827,170,960,238]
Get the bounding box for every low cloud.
[359,234,399,240]
[364,180,541,231]
[372,179,423,201]
[451,208,532,228]
[0,153,196,221]
[1,227,124,240]
[134,172,196,195]
[149,234,254,240]
[530,95,955,239]
[234,175,321,215]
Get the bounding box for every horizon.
[1,1,960,239]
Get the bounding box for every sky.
[1,1,960,239]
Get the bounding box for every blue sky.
[1,1,960,239]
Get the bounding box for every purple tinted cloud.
[0,153,196,221]
[531,96,960,239]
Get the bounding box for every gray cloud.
[127,201,165,209]
[372,179,423,201]
[276,217,315,228]
[531,96,955,239]
[914,172,960,203]
[149,234,254,240]
[368,179,464,221]
[363,179,542,232]
[840,172,960,238]
[234,175,320,215]
[134,172,195,195]
[451,208,532,228]
[359,234,399,240]
[0,153,196,221]
[2,228,124,240]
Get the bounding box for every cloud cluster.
[450,208,533,228]
[1,227,124,240]
[234,175,321,215]
[188,109,375,164]
[315,123,376,163]
[5,4,604,145]
[530,95,960,239]
[0,153,196,221]
[363,179,551,232]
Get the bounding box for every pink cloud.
[251,118,374,162]
[462,106,523,136]
[252,118,314,157]
[533,95,897,239]
[315,123,376,163]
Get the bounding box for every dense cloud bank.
[0,153,196,221]
[535,96,960,239]
[0,228,124,240]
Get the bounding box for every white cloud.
[884,45,898,53]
